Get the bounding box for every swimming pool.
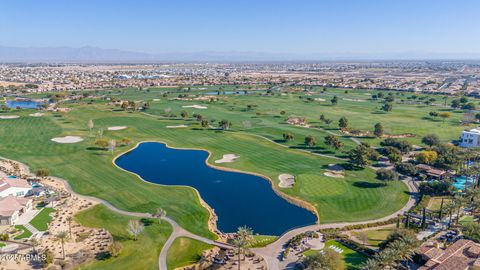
[452,176,474,191]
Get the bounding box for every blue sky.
[1,0,479,54]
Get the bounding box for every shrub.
[376,169,399,182]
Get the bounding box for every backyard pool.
[452,176,474,191]
[115,142,317,235]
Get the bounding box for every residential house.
[0,178,32,198]
[459,128,480,148]
[0,195,32,225]
[418,239,480,269]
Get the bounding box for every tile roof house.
[0,178,32,198]
[418,239,480,270]
[0,195,32,225]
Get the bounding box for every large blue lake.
[115,142,316,235]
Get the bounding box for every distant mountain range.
[1,46,480,63]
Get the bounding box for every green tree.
[374,123,384,137]
[324,135,344,150]
[382,102,393,112]
[301,249,345,270]
[283,132,294,142]
[304,135,317,147]
[219,119,232,130]
[180,110,189,118]
[349,145,371,168]
[422,134,441,146]
[338,116,348,129]
[331,95,338,105]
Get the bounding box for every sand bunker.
[0,115,20,119]
[314,98,326,102]
[343,98,366,102]
[29,113,44,117]
[107,126,127,131]
[153,99,160,101]
[182,105,208,109]
[215,154,240,164]
[166,124,188,128]
[278,174,295,188]
[324,164,345,178]
[51,136,83,144]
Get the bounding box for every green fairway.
[166,237,213,270]
[75,205,172,270]
[30,207,55,231]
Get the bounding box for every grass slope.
[75,205,172,270]
[166,237,213,270]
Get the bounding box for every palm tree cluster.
[232,226,253,270]
[362,231,419,270]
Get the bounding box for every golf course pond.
[115,142,317,235]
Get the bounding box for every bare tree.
[127,220,144,241]
[108,140,116,154]
[87,119,94,135]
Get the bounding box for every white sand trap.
[324,171,344,178]
[215,154,240,164]
[0,115,20,119]
[343,98,366,102]
[51,136,83,144]
[107,126,127,131]
[314,98,326,102]
[153,99,161,101]
[324,164,345,178]
[278,174,295,188]
[166,124,188,128]
[182,105,208,109]
[29,112,44,117]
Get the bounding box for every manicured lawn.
[14,225,32,239]
[166,237,213,270]
[426,197,452,211]
[0,242,5,247]
[30,207,55,231]
[248,235,278,248]
[75,204,172,270]
[324,240,368,270]
[459,216,477,226]
[351,225,396,247]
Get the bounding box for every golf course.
[0,86,467,269]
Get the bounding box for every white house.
[0,195,32,225]
[0,178,32,198]
[459,128,480,148]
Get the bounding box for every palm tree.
[66,216,73,238]
[30,238,40,254]
[362,258,382,270]
[55,231,69,259]
[233,226,253,270]
[232,237,248,270]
